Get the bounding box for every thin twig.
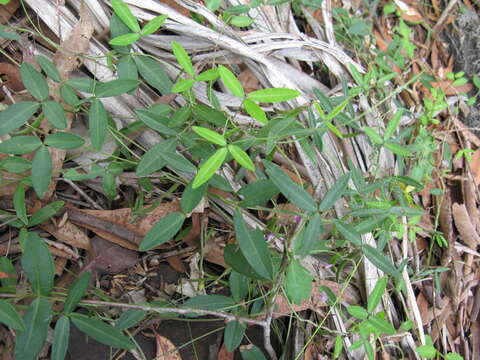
[61,178,104,210]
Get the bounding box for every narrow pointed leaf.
[51,316,70,360]
[325,98,349,121]
[43,100,67,129]
[0,136,41,154]
[192,147,227,188]
[362,126,383,145]
[334,220,362,246]
[139,213,185,251]
[64,272,92,314]
[28,201,64,227]
[36,55,61,82]
[111,0,140,32]
[384,141,412,156]
[180,181,207,213]
[109,32,141,46]
[20,63,49,101]
[70,313,135,349]
[159,151,196,173]
[13,184,27,224]
[384,108,403,140]
[367,315,396,335]
[367,276,388,313]
[224,244,267,280]
[135,56,172,94]
[141,14,168,35]
[347,305,368,319]
[95,79,139,97]
[115,309,146,331]
[135,109,178,136]
[285,259,313,304]
[0,300,25,331]
[296,213,321,257]
[228,144,254,171]
[218,65,244,98]
[89,99,108,150]
[171,78,195,92]
[319,173,350,211]
[117,55,138,81]
[0,102,39,136]
[182,295,237,314]
[21,232,54,295]
[263,160,317,212]
[66,78,96,93]
[44,132,85,150]
[241,345,267,360]
[234,209,273,280]
[171,41,194,76]
[224,320,246,352]
[136,139,176,176]
[31,146,52,199]
[243,98,267,124]
[192,126,226,146]
[362,245,400,278]
[247,88,300,103]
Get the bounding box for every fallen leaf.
[41,221,91,250]
[471,149,480,185]
[238,68,259,93]
[452,203,480,248]
[155,334,182,360]
[393,0,423,22]
[217,345,234,360]
[430,81,473,95]
[0,63,24,91]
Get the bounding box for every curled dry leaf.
[429,81,473,96]
[452,203,480,248]
[41,221,91,250]
[470,149,480,185]
[155,334,182,360]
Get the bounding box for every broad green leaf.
[89,99,108,150]
[66,78,96,93]
[135,56,172,94]
[192,126,226,146]
[192,147,228,188]
[171,78,195,93]
[193,104,228,126]
[60,84,81,107]
[263,160,317,212]
[109,32,141,46]
[64,272,92,314]
[224,244,266,280]
[0,136,41,154]
[169,106,191,127]
[334,220,362,246]
[384,108,403,140]
[218,65,244,98]
[28,201,64,227]
[228,145,255,171]
[347,305,368,319]
[111,0,140,32]
[135,109,178,136]
[21,233,54,295]
[319,173,350,211]
[333,335,343,359]
[51,316,70,360]
[20,63,49,101]
[110,13,132,54]
[0,156,31,173]
[15,298,52,360]
[238,180,279,207]
[183,294,237,313]
[139,213,185,251]
[45,132,85,150]
[70,313,135,349]
[384,141,411,156]
[13,184,27,224]
[32,146,52,199]
[0,300,25,330]
[241,345,267,360]
[445,353,464,360]
[285,259,313,304]
[243,99,268,124]
[234,210,273,280]
[362,126,383,145]
[229,271,249,302]
[224,320,246,352]
[160,150,196,173]
[171,41,194,77]
[230,15,253,27]
[117,55,138,81]
[367,276,387,313]
[141,15,168,35]
[247,88,300,103]
[416,345,437,358]
[36,55,61,82]
[43,100,67,129]
[95,79,139,97]
[362,244,400,278]
[196,68,219,82]
[115,309,146,331]
[296,213,321,257]
[266,117,296,153]
[0,102,39,136]
[367,315,396,335]
[136,139,176,176]
[180,181,207,213]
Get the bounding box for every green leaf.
[0,102,39,136]
[384,141,411,156]
[89,99,109,150]
[135,109,178,136]
[243,99,268,124]
[0,24,19,40]
[285,259,313,304]
[445,353,464,360]
[224,244,267,280]
[157,150,196,173]
[111,0,140,32]
[32,146,52,199]
[66,78,96,93]
[44,132,85,150]
[416,345,437,358]
[0,136,41,154]
[171,41,194,77]
[0,156,31,173]
[141,14,168,35]
[192,126,226,146]
[28,201,64,227]
[64,272,92,314]
[135,56,172,94]
[115,309,146,331]
[347,305,368,319]
[21,232,54,295]
[43,100,67,129]
[234,209,274,280]
[117,55,138,81]
[218,65,244,98]
[388,206,423,217]
[13,184,27,224]
[241,346,267,360]
[237,180,279,207]
[334,220,362,246]
[60,84,81,107]
[51,316,70,360]
[230,15,253,27]
[263,160,317,212]
[367,276,387,313]
[296,213,321,258]
[109,32,141,46]
[182,295,237,314]
[70,313,135,350]
[224,320,246,352]
[171,78,195,93]
[384,108,403,140]
[319,173,350,211]
[367,315,396,335]
[20,63,49,101]
[192,147,228,189]
[136,139,176,176]
[193,104,228,126]
[169,106,191,127]
[325,99,349,121]
[362,244,400,278]
[362,126,383,145]
[180,181,207,213]
[95,79,139,97]
[15,298,52,360]
[36,55,61,82]
[247,88,300,103]
[229,271,249,302]
[228,145,255,171]
[196,68,219,82]
[333,335,343,359]
[0,300,25,330]
[139,213,185,251]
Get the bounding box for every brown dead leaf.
[0,63,24,91]
[0,271,15,279]
[416,291,430,325]
[155,334,182,360]
[452,203,480,248]
[41,221,91,250]
[217,345,234,360]
[54,257,67,276]
[393,0,423,22]
[238,68,259,93]
[166,256,188,273]
[471,149,480,185]
[430,81,473,96]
